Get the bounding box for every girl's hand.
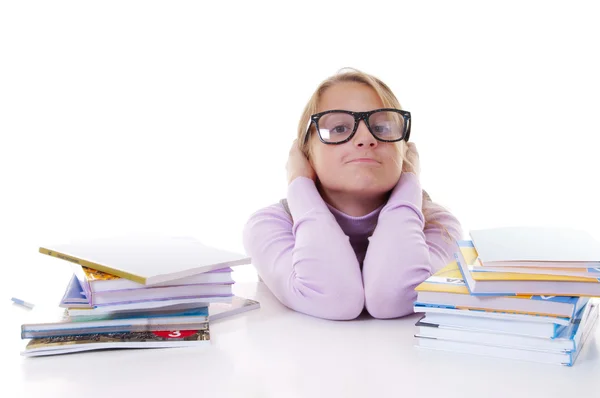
[286,139,317,185]
[402,142,421,178]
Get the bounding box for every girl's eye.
[332,125,350,134]
[374,124,391,135]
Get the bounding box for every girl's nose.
[352,120,377,148]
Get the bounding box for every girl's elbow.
[330,289,365,320]
[295,285,365,321]
[367,304,414,319]
[364,288,416,319]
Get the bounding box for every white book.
[416,336,576,366]
[415,290,587,319]
[415,305,574,326]
[419,312,564,338]
[415,303,599,366]
[455,251,600,297]
[470,265,600,277]
[416,302,598,353]
[39,235,251,285]
[67,296,231,315]
[208,296,260,322]
[469,226,600,264]
[74,265,235,293]
[91,283,233,306]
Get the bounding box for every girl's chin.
[327,181,396,196]
[319,171,399,193]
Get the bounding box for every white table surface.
[4,279,600,398]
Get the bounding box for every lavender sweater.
[242,172,463,320]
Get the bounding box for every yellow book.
[415,261,471,295]
[39,235,251,285]
[415,256,587,318]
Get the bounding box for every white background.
[1,1,599,299]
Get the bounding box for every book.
[469,226,600,265]
[461,240,599,282]
[415,302,599,366]
[65,295,231,315]
[39,235,251,285]
[59,274,233,306]
[21,306,209,339]
[415,259,586,318]
[456,249,600,296]
[88,283,234,306]
[415,301,598,354]
[470,264,600,278]
[208,296,260,321]
[21,329,211,357]
[417,311,567,339]
[74,264,234,294]
[414,305,575,326]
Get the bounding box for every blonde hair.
[296,67,452,239]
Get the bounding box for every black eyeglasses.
[305,108,411,145]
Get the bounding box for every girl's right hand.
[402,142,421,178]
[286,139,316,185]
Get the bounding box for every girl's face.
[309,82,403,198]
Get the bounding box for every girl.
[243,68,463,320]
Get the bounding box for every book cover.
[469,226,600,263]
[39,234,251,285]
[21,305,210,339]
[22,329,210,357]
[208,296,260,321]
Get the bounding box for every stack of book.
[414,226,600,366]
[19,235,259,357]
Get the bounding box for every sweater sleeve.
[242,177,365,320]
[362,172,463,319]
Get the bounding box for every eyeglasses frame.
[305,108,411,145]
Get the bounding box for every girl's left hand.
[402,142,421,178]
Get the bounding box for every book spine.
[39,247,146,285]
